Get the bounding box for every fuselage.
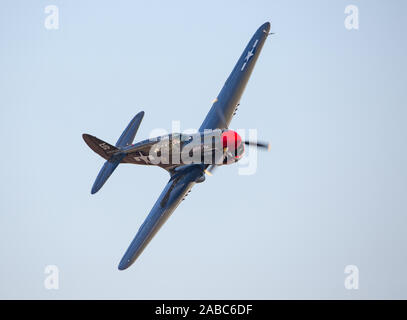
[120,129,244,169]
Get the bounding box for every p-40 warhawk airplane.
[83,22,272,270]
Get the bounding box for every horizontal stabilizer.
[116,111,145,147]
[91,156,124,194]
[83,111,144,194]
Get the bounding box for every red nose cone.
[221,130,242,150]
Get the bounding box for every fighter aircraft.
[83,22,272,270]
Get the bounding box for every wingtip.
[136,110,145,119]
[118,258,131,271]
[262,21,271,32]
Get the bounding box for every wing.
[118,165,204,270]
[199,22,271,131]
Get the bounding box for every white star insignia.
[241,39,259,71]
[244,50,254,62]
[134,152,150,164]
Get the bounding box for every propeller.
[243,140,271,151]
[204,141,270,177]
[204,164,217,176]
[204,146,227,176]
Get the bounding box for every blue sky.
[1,0,406,299]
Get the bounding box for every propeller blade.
[244,140,271,151]
[204,165,217,176]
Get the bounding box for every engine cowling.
[221,130,244,164]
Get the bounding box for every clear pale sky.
[1,0,406,299]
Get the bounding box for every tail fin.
[83,111,145,194]
[82,134,119,160]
